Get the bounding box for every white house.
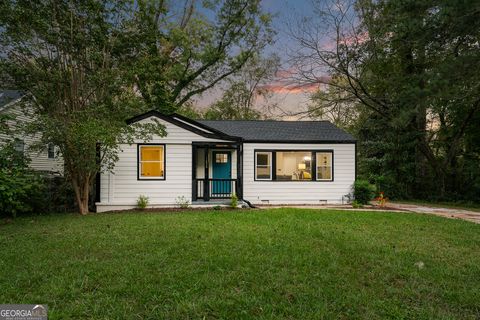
[0,90,63,174]
[96,111,356,212]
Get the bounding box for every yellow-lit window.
[316,152,332,181]
[139,145,165,179]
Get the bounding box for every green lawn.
[1,209,479,319]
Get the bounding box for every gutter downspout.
[242,199,256,208]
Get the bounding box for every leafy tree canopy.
[0,0,273,213]
[291,0,480,201]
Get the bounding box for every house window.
[14,139,24,154]
[47,143,55,159]
[138,145,165,179]
[215,153,228,163]
[316,152,333,181]
[254,150,334,182]
[255,152,272,180]
[276,151,312,181]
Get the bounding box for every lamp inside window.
[276,151,312,180]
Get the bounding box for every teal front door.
[212,151,231,195]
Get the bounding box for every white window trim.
[316,152,333,181]
[255,152,272,181]
[138,145,165,180]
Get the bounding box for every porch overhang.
[192,142,243,202]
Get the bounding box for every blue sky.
[195,0,319,118]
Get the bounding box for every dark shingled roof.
[0,90,24,111]
[197,120,356,142]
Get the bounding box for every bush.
[351,200,362,209]
[137,195,149,210]
[353,179,376,205]
[0,143,46,217]
[175,196,190,209]
[0,168,45,217]
[230,193,238,209]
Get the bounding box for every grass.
[1,208,479,319]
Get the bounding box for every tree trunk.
[71,174,90,215]
[414,104,427,197]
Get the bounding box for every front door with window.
[212,151,231,195]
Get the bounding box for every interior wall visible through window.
[139,145,165,179]
[276,151,312,181]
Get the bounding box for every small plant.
[213,205,222,211]
[353,179,376,205]
[352,200,363,209]
[137,195,149,210]
[230,193,238,209]
[374,191,388,207]
[175,196,191,209]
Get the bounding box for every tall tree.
[290,0,480,200]
[0,0,165,214]
[0,0,273,214]
[307,75,360,130]
[125,0,274,113]
[204,55,280,120]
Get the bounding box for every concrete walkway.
[258,203,480,224]
[387,203,480,224]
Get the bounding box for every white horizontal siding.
[0,102,63,174]
[242,143,355,204]
[130,117,232,144]
[102,143,192,204]
[98,115,356,210]
[99,116,233,208]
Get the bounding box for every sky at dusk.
[194,0,321,119]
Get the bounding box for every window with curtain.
[276,151,312,181]
[139,145,165,179]
[316,152,332,181]
[255,152,272,180]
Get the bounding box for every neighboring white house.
[0,90,63,175]
[96,110,356,212]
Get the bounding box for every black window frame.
[13,139,25,154]
[315,151,334,181]
[47,143,55,159]
[137,143,166,181]
[254,151,273,181]
[254,149,334,182]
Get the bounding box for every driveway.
[258,203,480,224]
[388,203,480,224]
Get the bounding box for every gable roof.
[127,110,356,143]
[126,110,241,141]
[197,120,356,143]
[0,90,25,112]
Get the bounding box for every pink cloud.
[258,83,318,94]
[341,31,369,47]
[258,75,331,94]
